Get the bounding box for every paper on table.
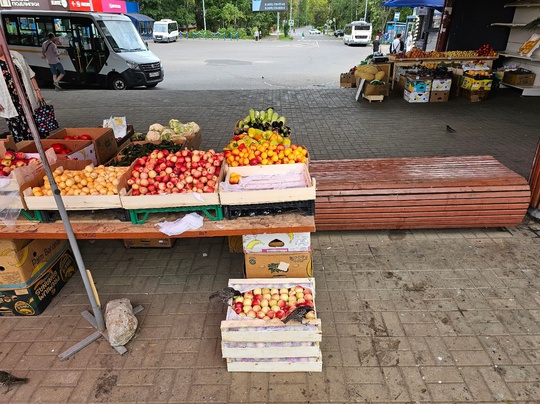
[155,212,204,236]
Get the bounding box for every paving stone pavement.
[1,87,540,403]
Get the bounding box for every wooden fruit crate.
[219,163,315,206]
[21,160,125,210]
[220,278,322,372]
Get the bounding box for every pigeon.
[446,125,456,133]
[208,287,242,305]
[282,306,314,324]
[0,371,28,393]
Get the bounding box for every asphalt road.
[147,27,377,90]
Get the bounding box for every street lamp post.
[202,0,207,30]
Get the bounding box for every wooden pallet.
[362,94,384,102]
[310,156,531,231]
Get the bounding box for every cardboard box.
[461,89,489,102]
[429,91,450,103]
[185,129,202,150]
[340,72,356,88]
[18,139,97,165]
[221,278,321,372]
[503,71,536,86]
[432,78,452,91]
[243,232,311,253]
[0,239,69,285]
[123,238,176,248]
[228,236,243,253]
[404,90,430,103]
[49,128,117,165]
[362,82,390,96]
[21,159,124,210]
[393,74,407,96]
[405,75,432,93]
[0,243,76,316]
[244,252,313,278]
[460,76,492,91]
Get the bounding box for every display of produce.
[124,149,224,196]
[400,47,495,59]
[227,285,316,321]
[60,133,92,141]
[354,64,387,82]
[0,151,39,176]
[142,119,200,142]
[235,108,290,138]
[30,164,127,197]
[49,143,72,155]
[112,140,186,166]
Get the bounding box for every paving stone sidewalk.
[1,87,540,403]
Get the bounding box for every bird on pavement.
[208,287,242,306]
[0,371,28,393]
[446,125,456,133]
[282,306,314,324]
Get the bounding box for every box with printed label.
[461,89,490,102]
[0,239,69,285]
[405,75,432,93]
[244,252,313,278]
[0,243,76,316]
[503,71,536,86]
[18,139,97,165]
[243,233,311,253]
[49,128,117,165]
[432,78,452,91]
[404,90,430,103]
[123,238,176,248]
[459,76,492,91]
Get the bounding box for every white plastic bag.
[103,116,127,139]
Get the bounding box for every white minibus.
[152,19,179,43]
[343,21,373,46]
[0,10,163,90]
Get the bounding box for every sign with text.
[0,0,68,11]
[68,0,92,11]
[93,0,126,13]
[252,0,286,12]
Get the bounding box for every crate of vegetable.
[220,278,322,372]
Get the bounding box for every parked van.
[153,19,179,43]
[0,10,163,90]
[343,21,373,46]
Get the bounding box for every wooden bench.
[310,156,531,231]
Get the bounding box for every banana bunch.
[235,108,291,138]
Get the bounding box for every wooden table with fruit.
[0,109,316,240]
[387,46,498,89]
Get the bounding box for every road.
[146,28,376,90]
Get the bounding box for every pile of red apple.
[50,143,73,155]
[0,151,39,176]
[61,134,92,141]
[232,285,316,321]
[127,148,225,196]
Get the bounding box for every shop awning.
[381,0,444,11]
[125,13,155,23]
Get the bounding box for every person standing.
[390,33,403,54]
[42,33,65,90]
[254,30,259,42]
[372,35,380,54]
[0,49,45,142]
[406,32,413,52]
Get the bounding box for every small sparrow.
[0,371,28,393]
[282,306,314,324]
[208,287,242,305]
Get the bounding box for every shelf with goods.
[492,2,540,95]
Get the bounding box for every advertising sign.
[393,12,400,21]
[0,0,68,11]
[68,0,92,11]
[252,0,286,12]
[93,0,126,13]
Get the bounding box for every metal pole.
[364,0,368,21]
[290,0,293,26]
[202,0,207,31]
[0,32,105,332]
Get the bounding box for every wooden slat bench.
[310,156,531,231]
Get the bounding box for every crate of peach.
[218,278,322,372]
[117,148,225,210]
[21,160,127,210]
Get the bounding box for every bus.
[343,21,373,46]
[152,19,179,43]
[0,10,163,90]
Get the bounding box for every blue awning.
[125,13,155,23]
[381,0,444,11]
